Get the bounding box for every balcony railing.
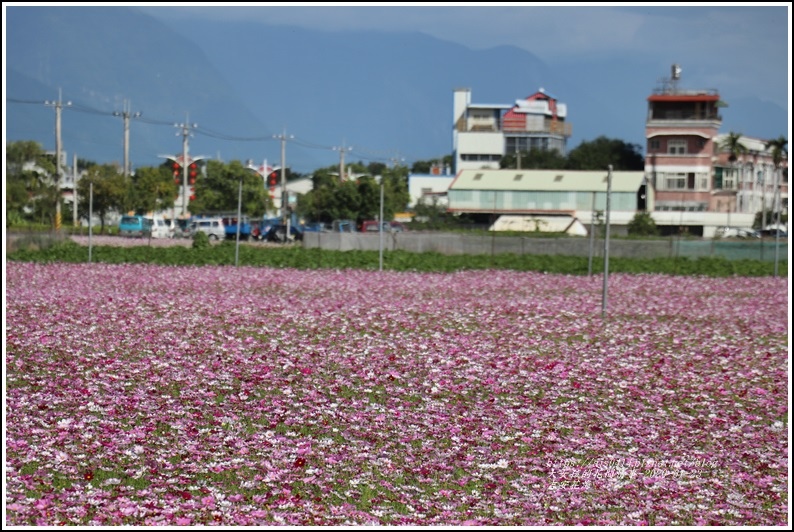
[502,118,572,137]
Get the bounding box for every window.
[649,139,660,150]
[665,176,687,190]
[668,139,687,154]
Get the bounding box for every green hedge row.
[6,239,785,277]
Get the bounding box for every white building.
[453,87,573,173]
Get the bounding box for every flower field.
[5,262,790,526]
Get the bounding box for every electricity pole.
[176,116,197,217]
[113,99,141,178]
[72,153,78,228]
[273,129,294,239]
[45,89,71,230]
[333,141,353,182]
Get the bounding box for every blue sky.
[139,3,791,110]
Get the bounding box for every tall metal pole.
[601,165,613,319]
[588,191,596,276]
[235,177,242,267]
[773,167,781,278]
[72,153,78,228]
[45,89,70,230]
[379,179,385,271]
[88,181,93,264]
[182,121,189,217]
[274,130,293,241]
[176,115,196,217]
[114,100,141,178]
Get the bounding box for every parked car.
[759,228,788,238]
[331,219,357,233]
[171,218,191,238]
[148,215,173,239]
[360,220,400,233]
[301,222,330,233]
[264,224,304,243]
[118,215,152,238]
[714,226,759,239]
[189,217,226,240]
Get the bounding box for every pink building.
[645,65,787,223]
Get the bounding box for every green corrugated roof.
[451,169,647,192]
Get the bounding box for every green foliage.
[411,155,452,174]
[7,241,783,277]
[129,165,177,214]
[753,210,788,230]
[501,148,567,170]
[76,164,127,232]
[296,164,410,225]
[764,136,788,169]
[5,140,59,224]
[627,211,659,236]
[191,230,210,249]
[566,136,645,170]
[190,159,273,217]
[720,132,748,162]
[497,136,644,171]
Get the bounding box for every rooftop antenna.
[670,64,681,93]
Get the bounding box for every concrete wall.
[303,231,788,262]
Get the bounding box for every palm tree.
[764,136,788,229]
[720,132,748,198]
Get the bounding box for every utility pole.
[45,89,71,230]
[333,141,353,182]
[176,115,197,217]
[601,165,613,319]
[273,129,294,239]
[113,99,141,178]
[72,153,78,228]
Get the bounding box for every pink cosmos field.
[5,262,789,526]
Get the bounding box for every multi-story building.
[711,133,788,221]
[645,64,787,231]
[453,87,572,173]
[644,65,723,214]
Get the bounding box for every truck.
[221,215,252,241]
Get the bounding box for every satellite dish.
[671,64,682,80]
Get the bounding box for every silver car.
[189,218,226,240]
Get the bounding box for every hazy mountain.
[5,6,268,169]
[5,6,788,174]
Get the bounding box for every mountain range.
[5,6,789,174]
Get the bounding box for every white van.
[147,216,174,239]
[189,217,226,240]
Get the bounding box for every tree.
[129,165,178,215]
[500,148,567,170]
[189,159,273,217]
[627,211,659,236]
[720,131,748,199]
[76,164,127,232]
[721,131,748,163]
[764,135,788,230]
[566,136,645,170]
[411,155,452,174]
[295,163,410,225]
[5,140,58,224]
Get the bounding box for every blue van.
[118,215,153,238]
